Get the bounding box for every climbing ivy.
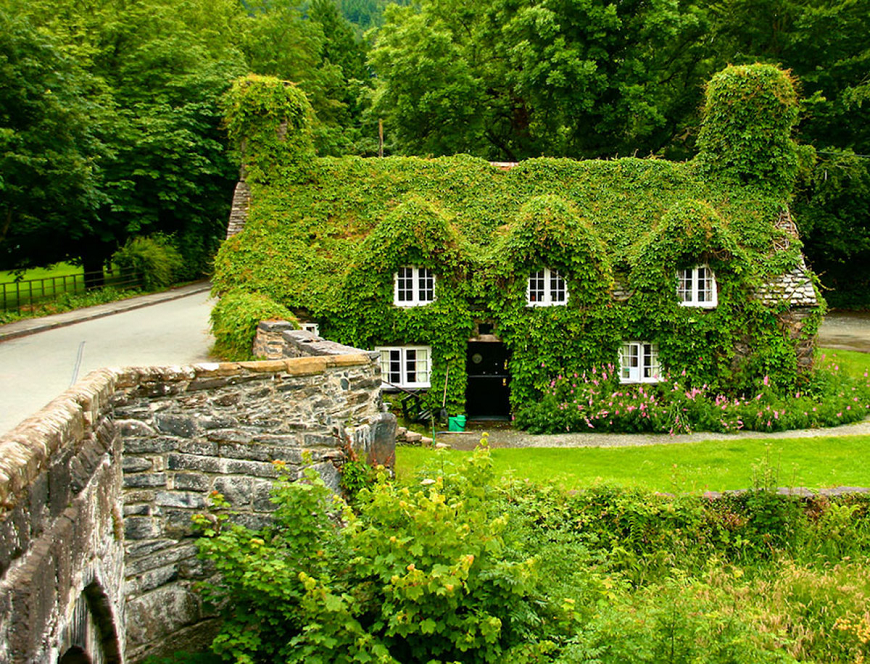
[223,74,315,184]
[213,65,824,416]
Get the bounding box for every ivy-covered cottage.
[214,65,822,421]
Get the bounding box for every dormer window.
[678,265,717,308]
[527,268,568,306]
[394,267,435,307]
[619,341,661,383]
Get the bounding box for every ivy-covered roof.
[214,153,801,313]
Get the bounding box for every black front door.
[465,342,511,419]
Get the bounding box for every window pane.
[418,268,434,302]
[528,270,545,302]
[405,349,417,384]
[416,347,429,383]
[550,269,566,303]
[678,269,692,302]
[397,267,413,302]
[698,267,711,303]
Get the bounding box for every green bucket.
[448,415,467,432]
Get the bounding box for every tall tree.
[368,0,711,159]
[0,11,108,271]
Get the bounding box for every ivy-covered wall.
[213,65,823,417]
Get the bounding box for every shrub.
[209,290,296,360]
[112,234,185,290]
[515,362,870,435]
[194,444,870,663]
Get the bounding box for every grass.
[396,347,870,492]
[0,262,82,283]
[396,435,870,492]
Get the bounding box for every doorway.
[465,342,511,419]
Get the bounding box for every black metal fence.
[0,268,142,313]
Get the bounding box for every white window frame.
[526,267,568,306]
[376,346,431,389]
[300,322,320,336]
[619,341,662,384]
[394,266,436,307]
[677,265,717,308]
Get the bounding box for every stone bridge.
[0,331,395,663]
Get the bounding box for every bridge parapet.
[0,346,393,663]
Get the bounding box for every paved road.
[0,287,214,435]
[818,311,870,353]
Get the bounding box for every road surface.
[0,289,214,435]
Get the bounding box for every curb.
[0,281,212,342]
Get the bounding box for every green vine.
[213,65,824,416]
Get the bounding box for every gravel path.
[439,418,870,451]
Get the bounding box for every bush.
[515,362,870,435]
[112,234,185,290]
[209,290,296,360]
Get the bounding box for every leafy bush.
[194,445,870,663]
[516,362,870,434]
[112,234,185,290]
[209,290,296,360]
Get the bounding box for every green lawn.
[397,435,870,492]
[398,347,870,493]
[0,262,82,283]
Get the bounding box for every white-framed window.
[677,265,717,308]
[619,341,661,383]
[394,267,435,307]
[376,346,431,388]
[527,268,568,306]
[301,322,320,336]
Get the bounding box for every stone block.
[123,457,153,473]
[125,517,163,540]
[116,420,158,437]
[156,491,206,510]
[213,476,253,508]
[125,584,203,654]
[124,504,151,517]
[154,414,198,438]
[167,454,278,478]
[312,462,341,494]
[251,479,278,512]
[124,437,178,454]
[218,442,269,462]
[173,473,210,492]
[206,429,253,444]
[126,563,179,597]
[124,473,167,489]
[126,542,197,577]
[177,440,218,457]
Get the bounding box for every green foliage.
[195,445,870,663]
[195,447,560,663]
[223,75,316,184]
[209,290,297,360]
[0,11,108,270]
[516,360,870,434]
[214,95,822,414]
[112,235,185,290]
[367,0,711,160]
[696,64,801,194]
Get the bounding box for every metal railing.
[0,268,142,313]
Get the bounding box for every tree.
[3,0,247,277]
[368,0,711,160]
[0,11,108,271]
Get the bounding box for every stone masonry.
[0,343,396,663]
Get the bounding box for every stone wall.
[0,344,395,663]
[0,371,126,664]
[117,354,392,661]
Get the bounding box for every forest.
[1,0,868,303]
